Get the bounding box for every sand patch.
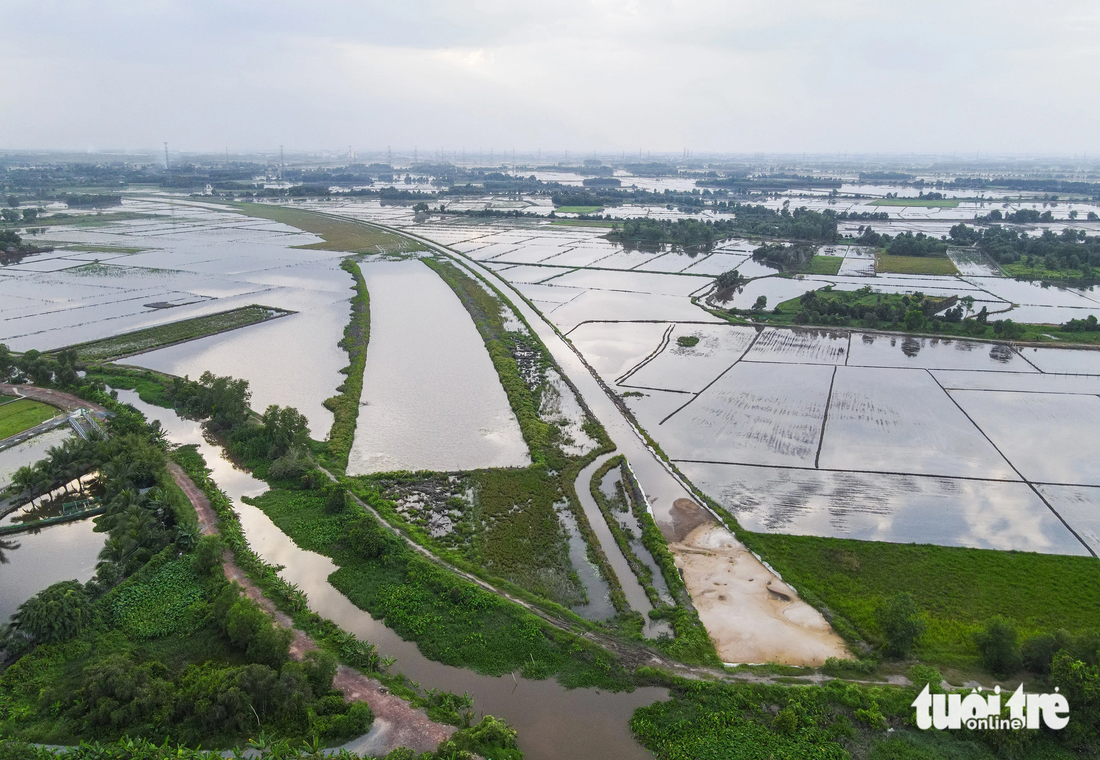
[671,522,850,666]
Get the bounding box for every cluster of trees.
[751,243,816,272]
[0,207,41,222]
[167,372,309,465]
[609,204,838,249]
[884,231,948,257]
[0,373,373,746]
[0,345,80,386]
[550,191,609,207]
[789,287,977,332]
[950,223,1100,279]
[833,210,889,221]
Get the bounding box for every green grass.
[0,399,59,438]
[61,305,290,362]
[871,198,961,208]
[742,533,1100,669]
[800,254,844,275]
[630,676,1077,760]
[7,211,161,228]
[58,244,147,254]
[230,202,423,254]
[106,557,205,639]
[550,219,619,228]
[875,252,959,275]
[320,260,369,473]
[553,205,603,214]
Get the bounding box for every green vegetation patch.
[231,202,422,254]
[875,252,959,275]
[800,254,844,275]
[249,486,633,690]
[871,197,961,208]
[744,532,1100,668]
[549,219,620,228]
[630,676,1084,760]
[107,558,205,639]
[675,335,700,348]
[0,399,59,439]
[554,205,604,214]
[62,305,290,362]
[320,260,369,473]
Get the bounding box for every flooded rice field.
[346,259,529,475]
[2,199,353,437]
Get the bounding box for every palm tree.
[0,537,19,564]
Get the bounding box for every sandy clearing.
[671,522,850,666]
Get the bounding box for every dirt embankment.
[166,461,455,755]
[0,383,107,414]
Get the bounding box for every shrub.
[876,592,926,659]
[975,616,1022,677]
[1021,629,1072,674]
[191,534,225,576]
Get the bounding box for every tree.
[261,404,309,458]
[1069,210,1079,219]
[1,208,20,223]
[975,616,1022,677]
[752,295,767,312]
[876,593,926,658]
[1089,211,1099,222]
[21,208,38,222]
[12,580,96,644]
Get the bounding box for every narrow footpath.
[166,461,455,756]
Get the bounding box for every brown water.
[116,391,665,760]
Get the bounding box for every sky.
[3,0,1099,156]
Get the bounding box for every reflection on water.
[0,519,105,623]
[117,391,665,760]
[348,259,530,475]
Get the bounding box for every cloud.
[2,0,1098,153]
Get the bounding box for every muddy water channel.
[117,391,665,760]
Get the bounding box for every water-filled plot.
[659,361,834,466]
[623,324,756,393]
[818,366,1017,479]
[347,259,530,475]
[680,462,1089,555]
[549,269,709,297]
[1025,346,1100,375]
[951,390,1100,485]
[678,252,750,276]
[846,333,1037,372]
[568,321,670,382]
[743,327,849,366]
[548,290,720,332]
[1035,485,1100,556]
[931,369,1100,395]
[622,389,693,432]
[717,276,834,311]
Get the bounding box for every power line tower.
[279,145,284,180]
[164,142,170,187]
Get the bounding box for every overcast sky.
[4,1,1099,156]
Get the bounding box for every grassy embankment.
[0,399,59,438]
[4,211,160,228]
[589,455,719,665]
[318,260,369,474]
[554,205,604,214]
[229,202,423,254]
[59,305,291,362]
[550,219,619,228]
[875,251,960,275]
[870,198,961,208]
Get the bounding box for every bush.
[975,616,1022,677]
[876,592,926,659]
[191,534,225,576]
[1021,629,1072,674]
